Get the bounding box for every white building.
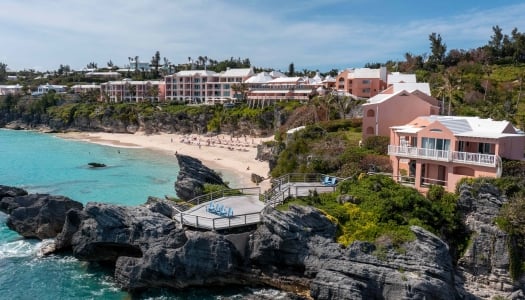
[32,84,66,96]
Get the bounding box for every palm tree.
[231,83,248,102]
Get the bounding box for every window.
[362,88,371,93]
[478,143,492,154]
[362,79,371,84]
[366,109,375,117]
[422,138,450,150]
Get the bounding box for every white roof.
[390,82,431,95]
[309,72,323,84]
[269,70,286,78]
[422,115,521,139]
[0,84,22,88]
[364,92,397,105]
[245,72,274,84]
[388,72,417,84]
[220,68,253,77]
[267,77,304,84]
[176,70,217,77]
[85,72,121,77]
[287,126,306,134]
[71,84,100,88]
[322,75,336,83]
[347,68,378,79]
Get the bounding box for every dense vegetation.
[270,122,390,178]
[278,174,467,257]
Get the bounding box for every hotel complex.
[8,64,524,192]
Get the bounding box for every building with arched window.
[361,85,440,139]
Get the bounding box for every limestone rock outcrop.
[3,182,518,298]
[0,192,83,239]
[174,154,226,200]
[252,206,458,300]
[456,183,521,299]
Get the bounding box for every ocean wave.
[0,239,40,259]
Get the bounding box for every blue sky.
[1,0,525,72]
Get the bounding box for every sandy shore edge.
[56,131,273,192]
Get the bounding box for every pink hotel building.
[164,68,254,104]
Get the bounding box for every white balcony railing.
[388,145,497,167]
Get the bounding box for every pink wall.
[362,93,437,139]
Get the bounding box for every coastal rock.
[456,183,522,298]
[88,162,106,168]
[115,231,244,290]
[251,206,458,299]
[174,154,226,200]
[66,202,186,262]
[309,226,457,300]
[58,202,246,291]
[251,173,264,184]
[5,193,83,239]
[143,196,180,219]
[0,185,28,213]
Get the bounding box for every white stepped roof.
[390,82,430,95]
[245,72,274,84]
[388,72,417,84]
[220,68,253,77]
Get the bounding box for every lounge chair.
[328,177,337,186]
[227,207,233,217]
[207,201,216,213]
[321,176,331,185]
[213,203,224,214]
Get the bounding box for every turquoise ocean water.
[0,129,275,299]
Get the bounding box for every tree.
[427,33,447,69]
[288,62,295,76]
[58,64,71,75]
[86,62,97,69]
[151,51,161,78]
[231,83,248,102]
[107,60,114,69]
[0,62,7,82]
[489,25,504,58]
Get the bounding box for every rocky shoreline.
[1,181,524,299]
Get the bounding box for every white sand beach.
[57,131,274,191]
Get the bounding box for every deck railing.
[176,211,261,231]
[388,145,497,167]
[177,173,350,230]
[186,187,261,207]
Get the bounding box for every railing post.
[196,216,199,227]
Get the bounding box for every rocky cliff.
[455,183,524,299]
[5,182,525,298]
[0,184,461,298]
[0,186,83,239]
[174,154,227,200]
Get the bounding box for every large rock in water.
[2,193,83,239]
[55,202,246,290]
[174,154,226,200]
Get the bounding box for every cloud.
[1,1,525,71]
